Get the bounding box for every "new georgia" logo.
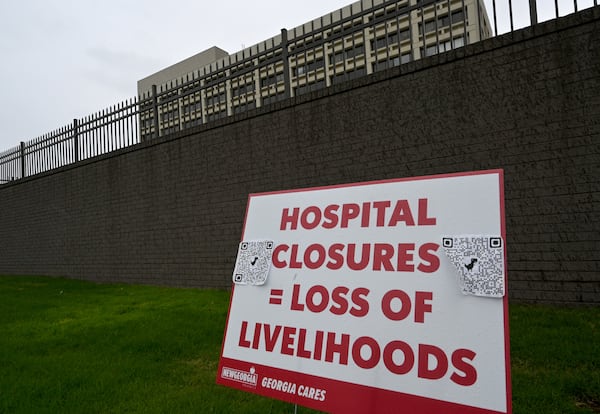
[221,366,258,388]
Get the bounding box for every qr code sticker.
[442,235,505,298]
[232,240,274,285]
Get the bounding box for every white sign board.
[217,170,512,414]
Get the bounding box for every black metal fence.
[1,99,141,182]
[0,0,596,184]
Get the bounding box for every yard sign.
[217,170,512,414]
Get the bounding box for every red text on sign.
[272,242,440,273]
[280,199,437,231]
[238,321,477,386]
[381,290,433,323]
[290,284,370,317]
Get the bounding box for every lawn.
[0,275,598,413]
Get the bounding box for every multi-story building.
[137,0,491,140]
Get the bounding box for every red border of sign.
[217,169,512,414]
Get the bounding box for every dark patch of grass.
[0,275,598,413]
[509,303,600,413]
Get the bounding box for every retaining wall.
[0,8,598,304]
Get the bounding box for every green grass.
[0,276,598,414]
[510,304,600,413]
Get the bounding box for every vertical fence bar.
[56,129,61,168]
[508,0,514,31]
[434,0,440,54]
[115,104,119,150]
[124,100,130,147]
[119,102,124,149]
[123,101,128,147]
[20,141,25,179]
[136,96,141,143]
[528,0,538,25]
[342,9,348,79]
[61,128,65,167]
[492,0,498,36]
[31,139,36,175]
[420,2,426,56]
[111,104,116,151]
[73,118,79,163]
[42,134,47,172]
[82,116,88,160]
[384,4,391,67]
[461,0,468,46]
[88,115,93,158]
[448,0,454,48]
[54,129,59,169]
[38,137,42,173]
[52,130,56,169]
[408,3,414,62]
[152,84,160,139]
[107,106,112,152]
[42,134,47,173]
[102,109,107,154]
[129,98,134,146]
[476,0,482,40]
[223,59,229,118]
[304,27,309,94]
[92,112,97,157]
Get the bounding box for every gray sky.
[0,0,590,152]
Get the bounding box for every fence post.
[73,118,79,163]
[20,141,25,179]
[152,84,160,139]
[281,28,291,100]
[529,0,538,25]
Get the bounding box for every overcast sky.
[0,0,590,151]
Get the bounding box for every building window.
[372,53,412,72]
[260,73,284,88]
[370,29,410,51]
[293,57,325,76]
[261,91,286,106]
[419,9,466,35]
[206,110,227,122]
[232,82,255,97]
[421,35,465,57]
[183,101,202,115]
[206,92,226,107]
[160,107,179,123]
[233,100,256,114]
[330,67,367,84]
[294,79,326,96]
[183,118,202,129]
[329,44,365,64]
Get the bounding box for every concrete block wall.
[0,7,598,304]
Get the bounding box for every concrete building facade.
[137,0,491,139]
